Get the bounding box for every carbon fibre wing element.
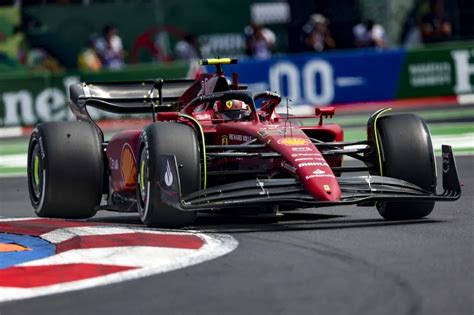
[159,145,461,211]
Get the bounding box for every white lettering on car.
[298,162,329,168]
[294,157,327,162]
[291,147,312,152]
[291,152,323,157]
[305,174,335,180]
[229,134,253,142]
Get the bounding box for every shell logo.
[277,137,310,146]
[121,144,137,187]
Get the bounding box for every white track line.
[0,219,238,302]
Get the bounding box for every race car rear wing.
[69,79,195,140]
[69,79,195,114]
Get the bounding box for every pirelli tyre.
[27,121,103,218]
[137,122,200,227]
[372,113,437,220]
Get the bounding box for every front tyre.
[137,122,200,227]
[27,122,103,218]
[372,113,437,220]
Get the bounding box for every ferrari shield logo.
[221,135,229,145]
[225,100,233,109]
[278,137,310,146]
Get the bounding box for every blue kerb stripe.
[0,233,56,269]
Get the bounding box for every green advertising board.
[397,42,474,98]
[0,62,191,127]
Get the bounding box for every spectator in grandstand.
[244,21,258,56]
[95,24,125,70]
[301,14,335,52]
[419,0,452,43]
[77,35,102,72]
[353,19,388,48]
[244,22,276,59]
[175,34,202,60]
[26,48,63,72]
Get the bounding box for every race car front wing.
[159,145,461,211]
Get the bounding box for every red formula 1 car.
[27,58,461,227]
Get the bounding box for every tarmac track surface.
[0,156,472,315]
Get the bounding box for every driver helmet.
[213,99,251,121]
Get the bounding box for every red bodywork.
[106,71,344,203]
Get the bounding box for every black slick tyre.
[27,121,103,219]
[137,122,200,227]
[373,113,436,220]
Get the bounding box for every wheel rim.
[29,140,44,203]
[137,147,149,216]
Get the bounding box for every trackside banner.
[397,43,474,98]
[1,42,473,127]
[0,62,191,127]
[235,49,405,105]
[232,41,473,106]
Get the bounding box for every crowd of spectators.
[419,0,453,44]
[403,0,453,46]
[0,7,65,72]
[301,14,335,52]
[0,0,459,73]
[353,20,388,48]
[244,22,276,59]
[78,24,125,71]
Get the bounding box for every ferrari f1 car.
[27,58,461,227]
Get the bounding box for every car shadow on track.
[88,211,443,234]
[190,213,442,234]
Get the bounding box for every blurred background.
[0,0,473,175]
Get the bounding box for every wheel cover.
[137,147,149,217]
[139,158,147,201]
[29,141,44,203]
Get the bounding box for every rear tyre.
[137,122,200,227]
[373,113,436,220]
[27,121,103,218]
